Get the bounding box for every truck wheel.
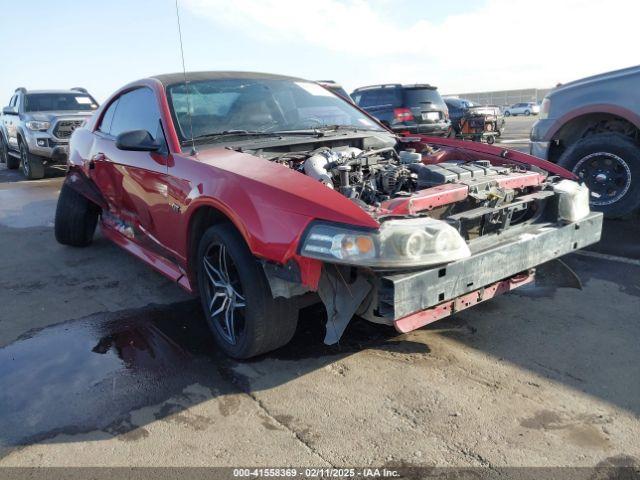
[1,135,18,169]
[558,133,640,219]
[197,223,298,359]
[19,140,44,179]
[54,183,99,246]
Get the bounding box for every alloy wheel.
[20,143,30,177]
[573,151,632,206]
[202,243,246,345]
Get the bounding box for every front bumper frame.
[25,133,69,163]
[374,212,603,321]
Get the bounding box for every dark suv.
[351,84,450,136]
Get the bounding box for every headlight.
[553,180,590,222]
[300,217,471,268]
[26,121,51,131]
[539,97,550,119]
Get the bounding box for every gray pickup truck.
[530,65,640,218]
[0,87,98,179]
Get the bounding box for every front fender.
[183,195,323,288]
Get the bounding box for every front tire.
[524,110,531,116]
[197,223,298,359]
[54,182,99,246]
[558,133,640,219]
[19,140,44,179]
[504,111,511,117]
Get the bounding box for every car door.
[4,95,19,149]
[89,88,177,262]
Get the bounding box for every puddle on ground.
[0,300,424,451]
[0,301,224,449]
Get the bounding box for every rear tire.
[0,135,6,164]
[19,140,44,179]
[197,223,298,359]
[54,183,99,246]
[1,135,19,169]
[504,111,511,117]
[558,133,640,219]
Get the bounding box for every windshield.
[24,93,98,112]
[167,78,383,141]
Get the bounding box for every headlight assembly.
[26,121,51,131]
[300,217,471,268]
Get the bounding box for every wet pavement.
[0,295,429,457]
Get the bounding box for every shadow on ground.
[0,300,427,456]
[431,253,640,418]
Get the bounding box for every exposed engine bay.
[238,136,597,346]
[259,144,422,206]
[243,139,571,241]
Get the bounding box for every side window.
[98,98,119,135]
[7,96,15,108]
[110,88,161,140]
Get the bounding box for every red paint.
[493,171,545,189]
[381,184,469,215]
[400,135,577,180]
[66,74,566,294]
[394,272,535,333]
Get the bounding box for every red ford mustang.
[55,71,603,359]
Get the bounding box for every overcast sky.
[0,0,637,103]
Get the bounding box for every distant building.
[444,88,553,106]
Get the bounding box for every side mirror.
[2,106,17,115]
[115,130,160,152]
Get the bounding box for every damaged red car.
[55,72,603,359]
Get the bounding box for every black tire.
[558,133,640,219]
[486,135,495,145]
[504,111,511,117]
[197,223,298,359]
[54,182,99,246]
[19,139,44,179]
[524,110,531,116]
[0,134,6,164]
[1,135,19,169]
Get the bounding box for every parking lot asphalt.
[1,152,639,468]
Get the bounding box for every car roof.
[151,71,307,87]
[23,90,90,95]
[353,83,437,92]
